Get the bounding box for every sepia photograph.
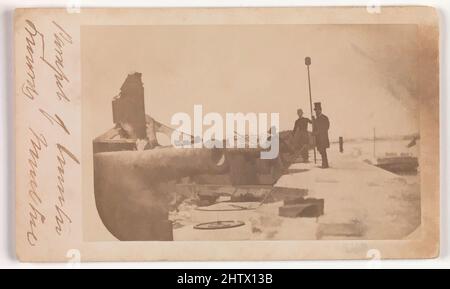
[83,24,424,242]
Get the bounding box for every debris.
[270,187,308,203]
[112,72,147,139]
[316,219,365,239]
[217,195,231,202]
[252,227,263,234]
[407,136,418,148]
[194,220,245,230]
[278,200,324,218]
[197,192,219,206]
[283,197,325,216]
[284,196,321,206]
[230,191,263,202]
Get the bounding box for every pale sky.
[82,24,419,142]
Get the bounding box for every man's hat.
[313,102,322,110]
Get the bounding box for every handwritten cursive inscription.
[39,108,70,135]
[54,143,80,235]
[22,20,43,100]
[25,128,48,246]
[21,20,80,247]
[40,21,73,102]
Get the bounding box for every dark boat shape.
[375,154,419,174]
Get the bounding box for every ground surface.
[173,149,420,241]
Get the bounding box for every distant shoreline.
[330,133,420,144]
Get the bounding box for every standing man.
[313,102,330,168]
[292,109,312,162]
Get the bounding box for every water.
[339,139,419,163]
[331,138,419,185]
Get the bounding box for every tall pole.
[305,57,317,164]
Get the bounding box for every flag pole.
[305,56,317,164]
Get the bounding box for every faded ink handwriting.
[25,128,48,246]
[39,21,73,102]
[22,20,43,100]
[22,20,79,247]
[54,143,80,235]
[39,108,70,135]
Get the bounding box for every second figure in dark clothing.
[292,109,312,162]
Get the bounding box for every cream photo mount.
[14,7,439,261]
